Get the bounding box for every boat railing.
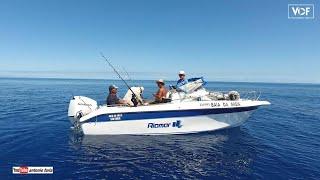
[240,91,261,100]
[100,90,262,108]
[206,90,261,101]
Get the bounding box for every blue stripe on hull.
[86,106,258,123]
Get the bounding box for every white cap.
[156,79,165,83]
[178,70,185,75]
[109,84,118,91]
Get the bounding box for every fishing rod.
[122,66,146,100]
[100,52,140,106]
[122,66,133,82]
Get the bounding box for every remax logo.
[172,120,182,128]
[147,120,183,128]
[288,4,314,19]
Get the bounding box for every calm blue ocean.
[0,78,319,179]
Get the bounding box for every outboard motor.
[228,91,240,100]
[68,96,98,118]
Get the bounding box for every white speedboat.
[68,78,270,135]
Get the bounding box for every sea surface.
[0,78,319,179]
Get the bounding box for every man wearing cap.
[106,85,127,106]
[176,70,188,90]
[152,79,168,103]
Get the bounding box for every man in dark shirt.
[106,85,127,106]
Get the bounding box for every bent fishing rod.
[100,53,141,106]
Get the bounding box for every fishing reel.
[131,94,139,107]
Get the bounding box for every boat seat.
[162,98,171,103]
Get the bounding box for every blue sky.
[0,0,319,83]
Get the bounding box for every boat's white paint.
[81,111,252,135]
[78,100,269,123]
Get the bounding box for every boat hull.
[68,96,270,135]
[80,110,253,135]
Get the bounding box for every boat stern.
[68,96,98,118]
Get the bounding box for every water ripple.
[0,78,319,179]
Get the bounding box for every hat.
[109,85,118,91]
[156,79,165,84]
[178,70,185,75]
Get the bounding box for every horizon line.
[0,76,319,85]
[1,70,319,84]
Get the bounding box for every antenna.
[100,52,140,106]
